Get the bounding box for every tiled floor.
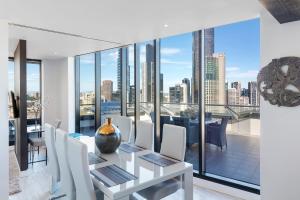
[185,134,260,186]
[9,149,243,200]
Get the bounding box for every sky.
[75,18,260,93]
[160,18,260,92]
[8,61,40,93]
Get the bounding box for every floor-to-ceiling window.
[26,61,42,126]
[74,18,260,192]
[126,45,135,126]
[79,53,96,135]
[203,19,260,187]
[100,48,121,124]
[159,33,200,170]
[138,41,155,123]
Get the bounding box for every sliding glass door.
[78,53,96,135]
[100,48,122,124]
[75,18,260,192]
[159,33,200,171]
[203,19,260,187]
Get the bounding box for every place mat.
[88,152,106,165]
[119,143,144,153]
[139,153,179,167]
[90,164,137,187]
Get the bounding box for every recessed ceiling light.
[164,24,169,28]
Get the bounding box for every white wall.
[260,10,300,200]
[0,20,9,200]
[42,57,75,132]
[68,57,75,133]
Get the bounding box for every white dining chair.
[135,121,154,150]
[55,129,76,200]
[160,124,186,161]
[136,124,186,200]
[67,137,103,200]
[44,123,60,194]
[112,116,132,143]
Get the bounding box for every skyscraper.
[160,73,164,102]
[146,44,155,102]
[182,78,191,103]
[129,85,135,104]
[169,84,182,103]
[192,30,201,104]
[248,81,259,105]
[204,28,215,57]
[231,81,241,105]
[227,88,237,105]
[192,28,214,104]
[204,53,225,105]
[101,80,113,101]
[141,44,155,103]
[117,49,122,93]
[180,83,188,103]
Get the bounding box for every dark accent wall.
[259,0,300,24]
[14,40,28,171]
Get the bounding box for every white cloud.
[161,58,191,66]
[226,67,240,72]
[161,48,181,56]
[227,70,259,79]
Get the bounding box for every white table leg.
[183,169,193,200]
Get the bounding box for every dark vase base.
[95,131,121,154]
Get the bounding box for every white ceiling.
[0,0,262,60]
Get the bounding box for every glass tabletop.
[75,136,192,199]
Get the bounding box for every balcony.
[80,102,260,186]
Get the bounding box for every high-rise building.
[204,53,225,105]
[181,83,188,103]
[204,28,215,57]
[169,84,182,103]
[227,88,237,105]
[241,88,249,97]
[117,49,122,93]
[101,80,113,101]
[239,96,250,106]
[141,62,147,102]
[160,73,164,102]
[248,81,259,105]
[141,44,155,103]
[182,78,191,103]
[192,28,215,104]
[192,31,201,104]
[231,81,241,105]
[146,44,155,102]
[128,85,135,104]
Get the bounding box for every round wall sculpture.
[257,56,300,107]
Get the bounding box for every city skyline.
[79,18,259,94]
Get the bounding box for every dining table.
[72,134,194,200]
